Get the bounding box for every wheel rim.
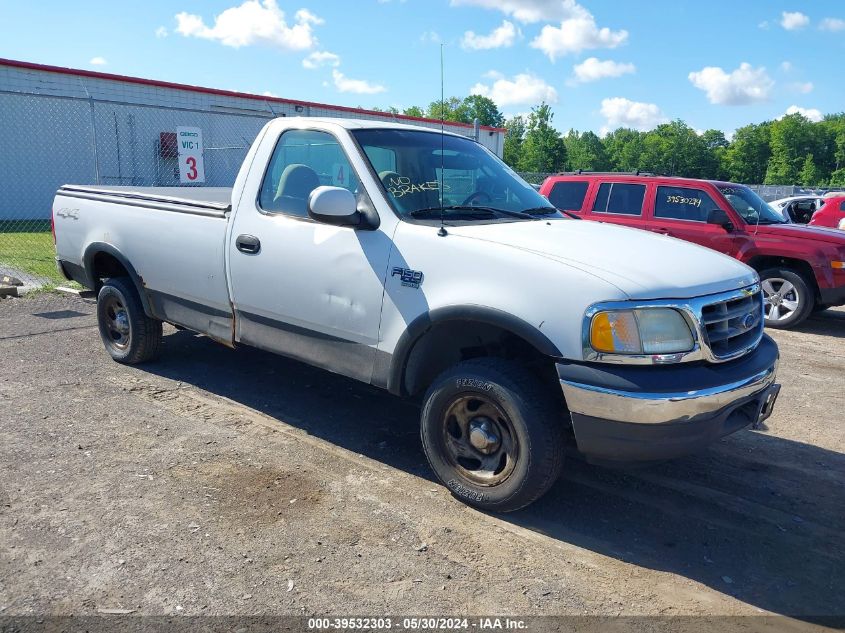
[103,295,131,349]
[440,394,518,487]
[762,277,800,322]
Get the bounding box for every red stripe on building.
[0,57,507,133]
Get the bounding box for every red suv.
[540,173,845,328]
[809,195,845,231]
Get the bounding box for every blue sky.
[2,0,844,135]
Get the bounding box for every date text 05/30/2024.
[307,617,528,630]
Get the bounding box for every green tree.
[799,154,823,186]
[701,129,729,151]
[457,95,504,128]
[503,115,526,168]
[639,120,709,177]
[426,97,466,122]
[700,129,729,180]
[563,130,609,171]
[830,168,845,186]
[517,103,567,173]
[765,113,816,184]
[603,128,645,171]
[402,105,425,118]
[722,122,771,184]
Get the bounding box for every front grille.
[700,290,764,360]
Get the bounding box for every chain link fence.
[0,62,503,299]
[0,90,271,296]
[516,172,554,187]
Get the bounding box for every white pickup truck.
[53,117,780,511]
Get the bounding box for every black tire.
[96,277,162,364]
[420,358,565,513]
[760,268,814,329]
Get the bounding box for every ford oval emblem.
[741,314,755,330]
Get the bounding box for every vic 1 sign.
[176,126,205,184]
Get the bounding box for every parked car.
[809,195,845,231]
[769,195,825,223]
[541,173,845,328]
[53,118,781,512]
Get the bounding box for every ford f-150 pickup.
[53,117,781,512]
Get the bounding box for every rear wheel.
[420,358,565,513]
[97,278,162,363]
[760,268,813,329]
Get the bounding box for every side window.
[839,201,845,211]
[592,183,646,216]
[259,129,359,217]
[654,186,718,222]
[548,181,588,211]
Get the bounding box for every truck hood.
[447,219,758,300]
[753,222,845,245]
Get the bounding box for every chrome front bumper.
[557,334,780,462]
[560,360,778,425]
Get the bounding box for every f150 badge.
[392,267,424,289]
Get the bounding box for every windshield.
[718,185,787,225]
[351,129,560,222]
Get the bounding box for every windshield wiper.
[408,205,534,220]
[522,206,581,219]
[520,206,558,215]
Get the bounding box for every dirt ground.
[0,294,843,627]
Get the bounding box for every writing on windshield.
[352,129,559,222]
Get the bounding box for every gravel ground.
[0,294,843,627]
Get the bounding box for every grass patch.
[0,230,62,283]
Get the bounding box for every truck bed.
[58,185,232,216]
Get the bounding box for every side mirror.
[308,186,361,227]
[707,209,734,231]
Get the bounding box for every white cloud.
[470,72,558,107]
[332,69,386,94]
[820,17,845,31]
[175,0,322,51]
[302,50,340,69]
[531,15,627,60]
[461,20,519,50]
[262,90,279,97]
[89,57,107,66]
[784,105,823,122]
[571,57,635,83]
[781,11,810,30]
[599,97,668,134]
[789,81,814,94]
[780,60,792,72]
[155,26,168,38]
[420,30,441,43]
[450,0,588,24]
[758,20,770,30]
[688,62,774,105]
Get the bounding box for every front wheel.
[420,358,565,513]
[760,268,813,329]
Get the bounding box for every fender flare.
[386,305,563,395]
[83,242,154,317]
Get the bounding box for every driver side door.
[227,128,392,383]
[649,185,749,257]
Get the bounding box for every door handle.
[650,227,670,234]
[236,234,261,254]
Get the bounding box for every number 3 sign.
[176,126,206,184]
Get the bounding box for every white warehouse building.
[0,58,506,221]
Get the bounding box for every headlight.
[590,308,694,355]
